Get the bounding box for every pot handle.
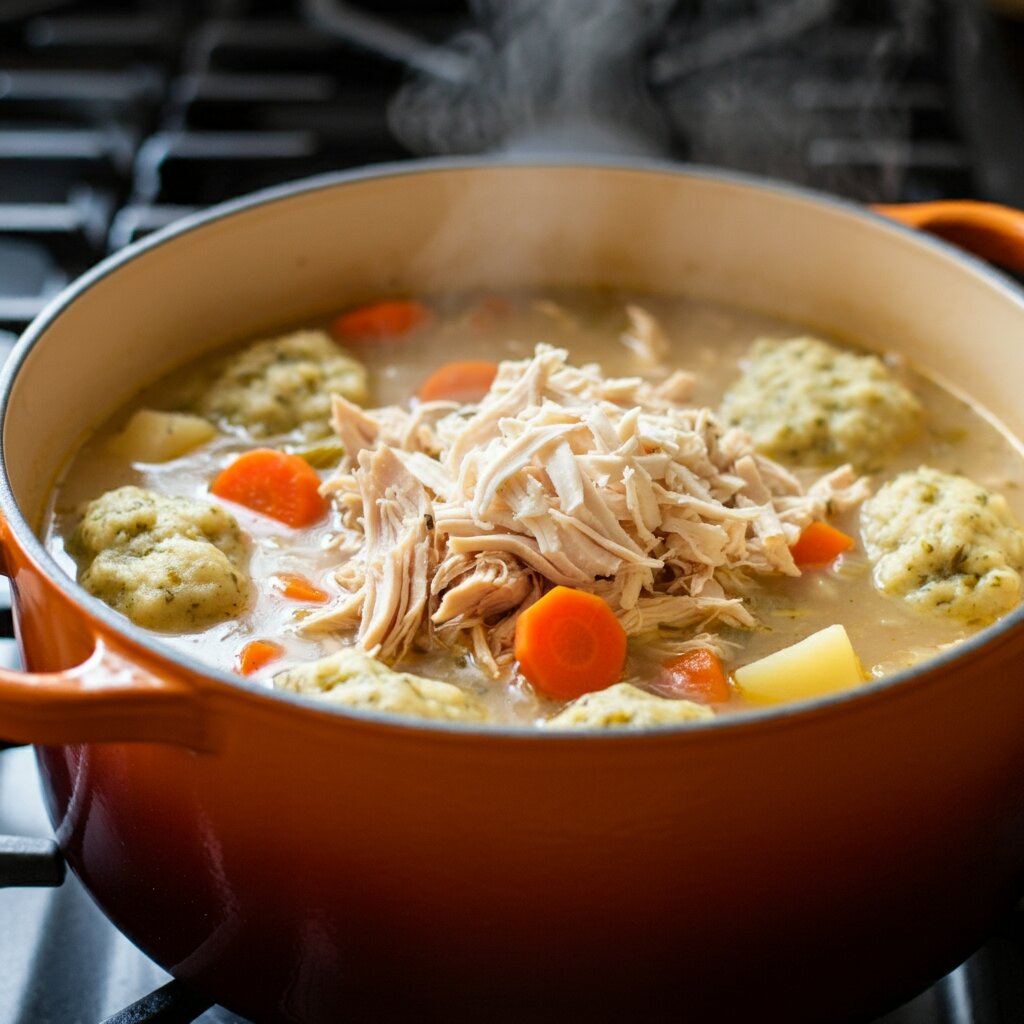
[872,200,1024,273]
[0,635,211,749]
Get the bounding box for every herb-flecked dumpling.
[69,486,249,631]
[196,330,368,439]
[274,648,489,724]
[545,683,713,729]
[720,336,922,468]
[861,466,1024,623]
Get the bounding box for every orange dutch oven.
[1,161,1024,1023]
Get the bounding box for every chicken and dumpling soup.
[44,291,1024,728]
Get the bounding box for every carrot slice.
[330,299,432,340]
[274,572,329,603]
[417,360,499,403]
[514,586,627,700]
[791,521,855,568]
[211,448,328,528]
[655,648,730,704]
[236,639,284,676]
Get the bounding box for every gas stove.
[2,2,1024,1021]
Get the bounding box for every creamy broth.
[43,290,1024,725]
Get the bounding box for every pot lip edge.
[1,153,1022,742]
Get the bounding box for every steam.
[655,0,937,198]
[387,0,939,201]
[649,0,839,82]
[388,0,676,157]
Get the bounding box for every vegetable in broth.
[44,290,1024,728]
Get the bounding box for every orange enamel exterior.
[1,163,1024,1022]
[872,200,1024,272]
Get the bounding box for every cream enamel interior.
[7,163,1024,532]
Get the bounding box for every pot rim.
[4,154,1024,741]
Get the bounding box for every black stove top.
[3,1,1024,1021]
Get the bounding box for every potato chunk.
[720,336,921,468]
[545,682,713,729]
[68,485,249,631]
[274,648,489,724]
[734,624,866,704]
[195,329,368,439]
[861,466,1024,623]
[107,409,216,463]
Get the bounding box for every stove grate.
[0,832,63,887]
[99,981,214,1024]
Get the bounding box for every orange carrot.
[790,521,855,568]
[211,448,328,528]
[330,299,432,340]
[274,572,329,603]
[514,586,627,700]
[417,360,499,404]
[236,639,284,676]
[655,648,730,704]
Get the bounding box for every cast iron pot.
[0,161,1024,1023]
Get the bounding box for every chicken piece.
[720,336,922,468]
[68,485,249,631]
[274,648,489,724]
[620,304,669,366]
[861,466,1024,623]
[545,682,713,729]
[354,446,434,661]
[196,330,367,439]
[315,344,870,665]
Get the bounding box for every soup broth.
[43,290,1024,727]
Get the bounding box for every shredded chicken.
[621,304,671,367]
[303,345,870,670]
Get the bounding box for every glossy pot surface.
[2,161,1024,1023]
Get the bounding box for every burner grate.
[0,833,63,887]
[0,0,430,335]
[99,981,214,1024]
[0,0,1012,335]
